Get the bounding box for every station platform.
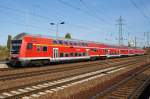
[0,62,9,68]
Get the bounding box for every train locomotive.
[9,33,145,66]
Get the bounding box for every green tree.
[7,35,12,50]
[65,33,71,39]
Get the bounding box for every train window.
[43,46,47,51]
[82,43,85,46]
[83,52,86,56]
[59,40,63,44]
[37,46,41,51]
[85,43,88,46]
[78,42,81,46]
[27,43,33,49]
[110,52,112,55]
[103,49,105,52]
[70,53,73,57]
[74,42,77,46]
[53,40,57,44]
[64,41,68,45]
[75,53,78,56]
[70,42,73,46]
[104,49,108,53]
[72,42,74,45]
[65,53,69,57]
[79,53,82,56]
[60,53,64,57]
[92,48,97,52]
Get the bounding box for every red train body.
[10,33,145,66]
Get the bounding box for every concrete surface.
[0,63,9,68]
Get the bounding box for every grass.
[0,46,9,61]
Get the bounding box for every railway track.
[0,57,144,92]
[0,55,143,73]
[0,57,119,72]
[92,63,150,99]
[0,56,147,99]
[0,56,145,82]
[22,59,148,99]
[0,58,143,81]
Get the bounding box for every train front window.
[12,46,20,51]
[11,40,22,54]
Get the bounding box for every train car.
[104,45,120,58]
[9,33,145,66]
[119,47,129,56]
[10,33,91,66]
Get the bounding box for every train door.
[53,48,58,58]
[104,49,109,55]
[86,49,89,56]
[106,49,110,57]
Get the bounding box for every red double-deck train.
[9,33,145,66]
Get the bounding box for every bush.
[0,46,9,61]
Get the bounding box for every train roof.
[13,33,143,49]
[13,32,105,44]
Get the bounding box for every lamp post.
[50,21,65,37]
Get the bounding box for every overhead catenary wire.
[79,0,112,25]
[0,20,53,31]
[0,0,118,34]
[0,4,51,21]
[80,0,113,23]
[28,0,110,32]
[34,0,114,32]
[139,0,150,18]
[31,1,94,30]
[0,3,98,32]
[57,0,112,27]
[129,0,150,24]
[0,9,53,31]
[80,0,110,24]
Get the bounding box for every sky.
[0,0,150,47]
